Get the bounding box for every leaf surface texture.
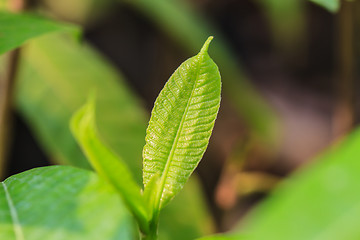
[143,37,221,209]
[0,166,134,240]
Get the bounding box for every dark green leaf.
[0,166,135,239]
[0,11,78,55]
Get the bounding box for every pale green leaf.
[70,98,150,234]
[0,11,78,55]
[309,0,340,12]
[16,33,147,175]
[231,128,360,239]
[0,166,135,240]
[143,37,221,210]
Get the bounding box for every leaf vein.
[2,182,25,240]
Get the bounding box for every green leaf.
[233,128,360,239]
[0,11,78,55]
[309,0,340,12]
[0,166,135,240]
[16,33,147,175]
[70,98,150,234]
[143,37,221,210]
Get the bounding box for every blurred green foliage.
[201,128,360,239]
[0,11,78,55]
[242,128,360,239]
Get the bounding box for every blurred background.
[1,0,359,238]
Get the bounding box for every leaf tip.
[200,36,214,54]
[70,93,97,138]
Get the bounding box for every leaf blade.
[0,166,135,240]
[143,37,221,209]
[0,11,78,55]
[70,99,150,233]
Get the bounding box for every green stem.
[333,0,355,137]
[141,216,159,240]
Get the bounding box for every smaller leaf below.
[71,98,150,233]
[0,166,135,240]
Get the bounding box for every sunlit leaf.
[0,166,135,240]
[0,11,78,55]
[143,37,221,210]
[70,99,150,233]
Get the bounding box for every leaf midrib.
[2,182,25,240]
[154,53,205,211]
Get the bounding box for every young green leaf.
[0,166,135,240]
[143,36,221,211]
[0,11,78,55]
[70,99,149,234]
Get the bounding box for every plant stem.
[0,49,20,179]
[333,0,355,138]
[0,0,26,179]
[141,214,159,240]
